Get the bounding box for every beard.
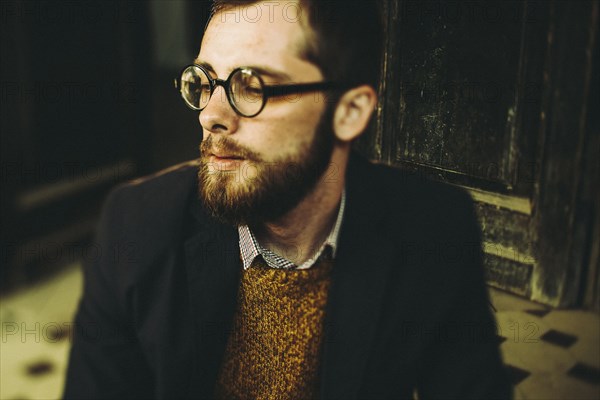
[197,106,336,226]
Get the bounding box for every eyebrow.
[193,59,293,82]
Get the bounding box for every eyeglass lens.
[180,66,265,117]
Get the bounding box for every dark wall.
[1,0,211,292]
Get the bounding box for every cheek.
[240,100,326,159]
[255,119,316,158]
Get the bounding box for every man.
[64,1,513,399]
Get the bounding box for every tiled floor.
[1,263,599,399]
[490,289,600,399]
[1,263,82,400]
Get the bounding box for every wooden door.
[356,0,599,307]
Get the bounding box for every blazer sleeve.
[63,185,155,399]
[416,188,514,400]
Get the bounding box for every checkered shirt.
[238,190,346,270]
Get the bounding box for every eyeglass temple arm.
[263,82,341,98]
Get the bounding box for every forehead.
[199,1,320,78]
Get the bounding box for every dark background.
[1,0,598,310]
[1,0,211,290]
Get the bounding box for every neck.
[253,146,349,265]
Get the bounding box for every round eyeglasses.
[174,64,341,118]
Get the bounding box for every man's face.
[197,1,335,226]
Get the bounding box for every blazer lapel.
[320,152,396,400]
[184,193,241,399]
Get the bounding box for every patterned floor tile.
[540,329,578,348]
[501,336,577,374]
[26,361,54,377]
[506,364,531,385]
[568,362,600,386]
[570,337,600,369]
[488,288,548,313]
[524,308,552,318]
[517,372,600,400]
[542,310,600,341]
[495,310,551,342]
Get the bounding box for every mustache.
[200,135,259,161]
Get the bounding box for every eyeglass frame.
[174,64,345,118]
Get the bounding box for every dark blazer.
[63,151,513,399]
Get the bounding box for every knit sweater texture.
[214,254,335,400]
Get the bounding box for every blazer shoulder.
[117,158,199,198]
[367,159,474,207]
[364,160,477,237]
[108,158,198,209]
[98,159,200,255]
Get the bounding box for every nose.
[198,85,239,134]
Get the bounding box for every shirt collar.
[238,189,346,270]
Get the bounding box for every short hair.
[209,0,383,91]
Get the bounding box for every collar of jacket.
[183,149,396,399]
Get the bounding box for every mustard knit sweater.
[213,255,334,400]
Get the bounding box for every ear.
[332,85,378,142]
